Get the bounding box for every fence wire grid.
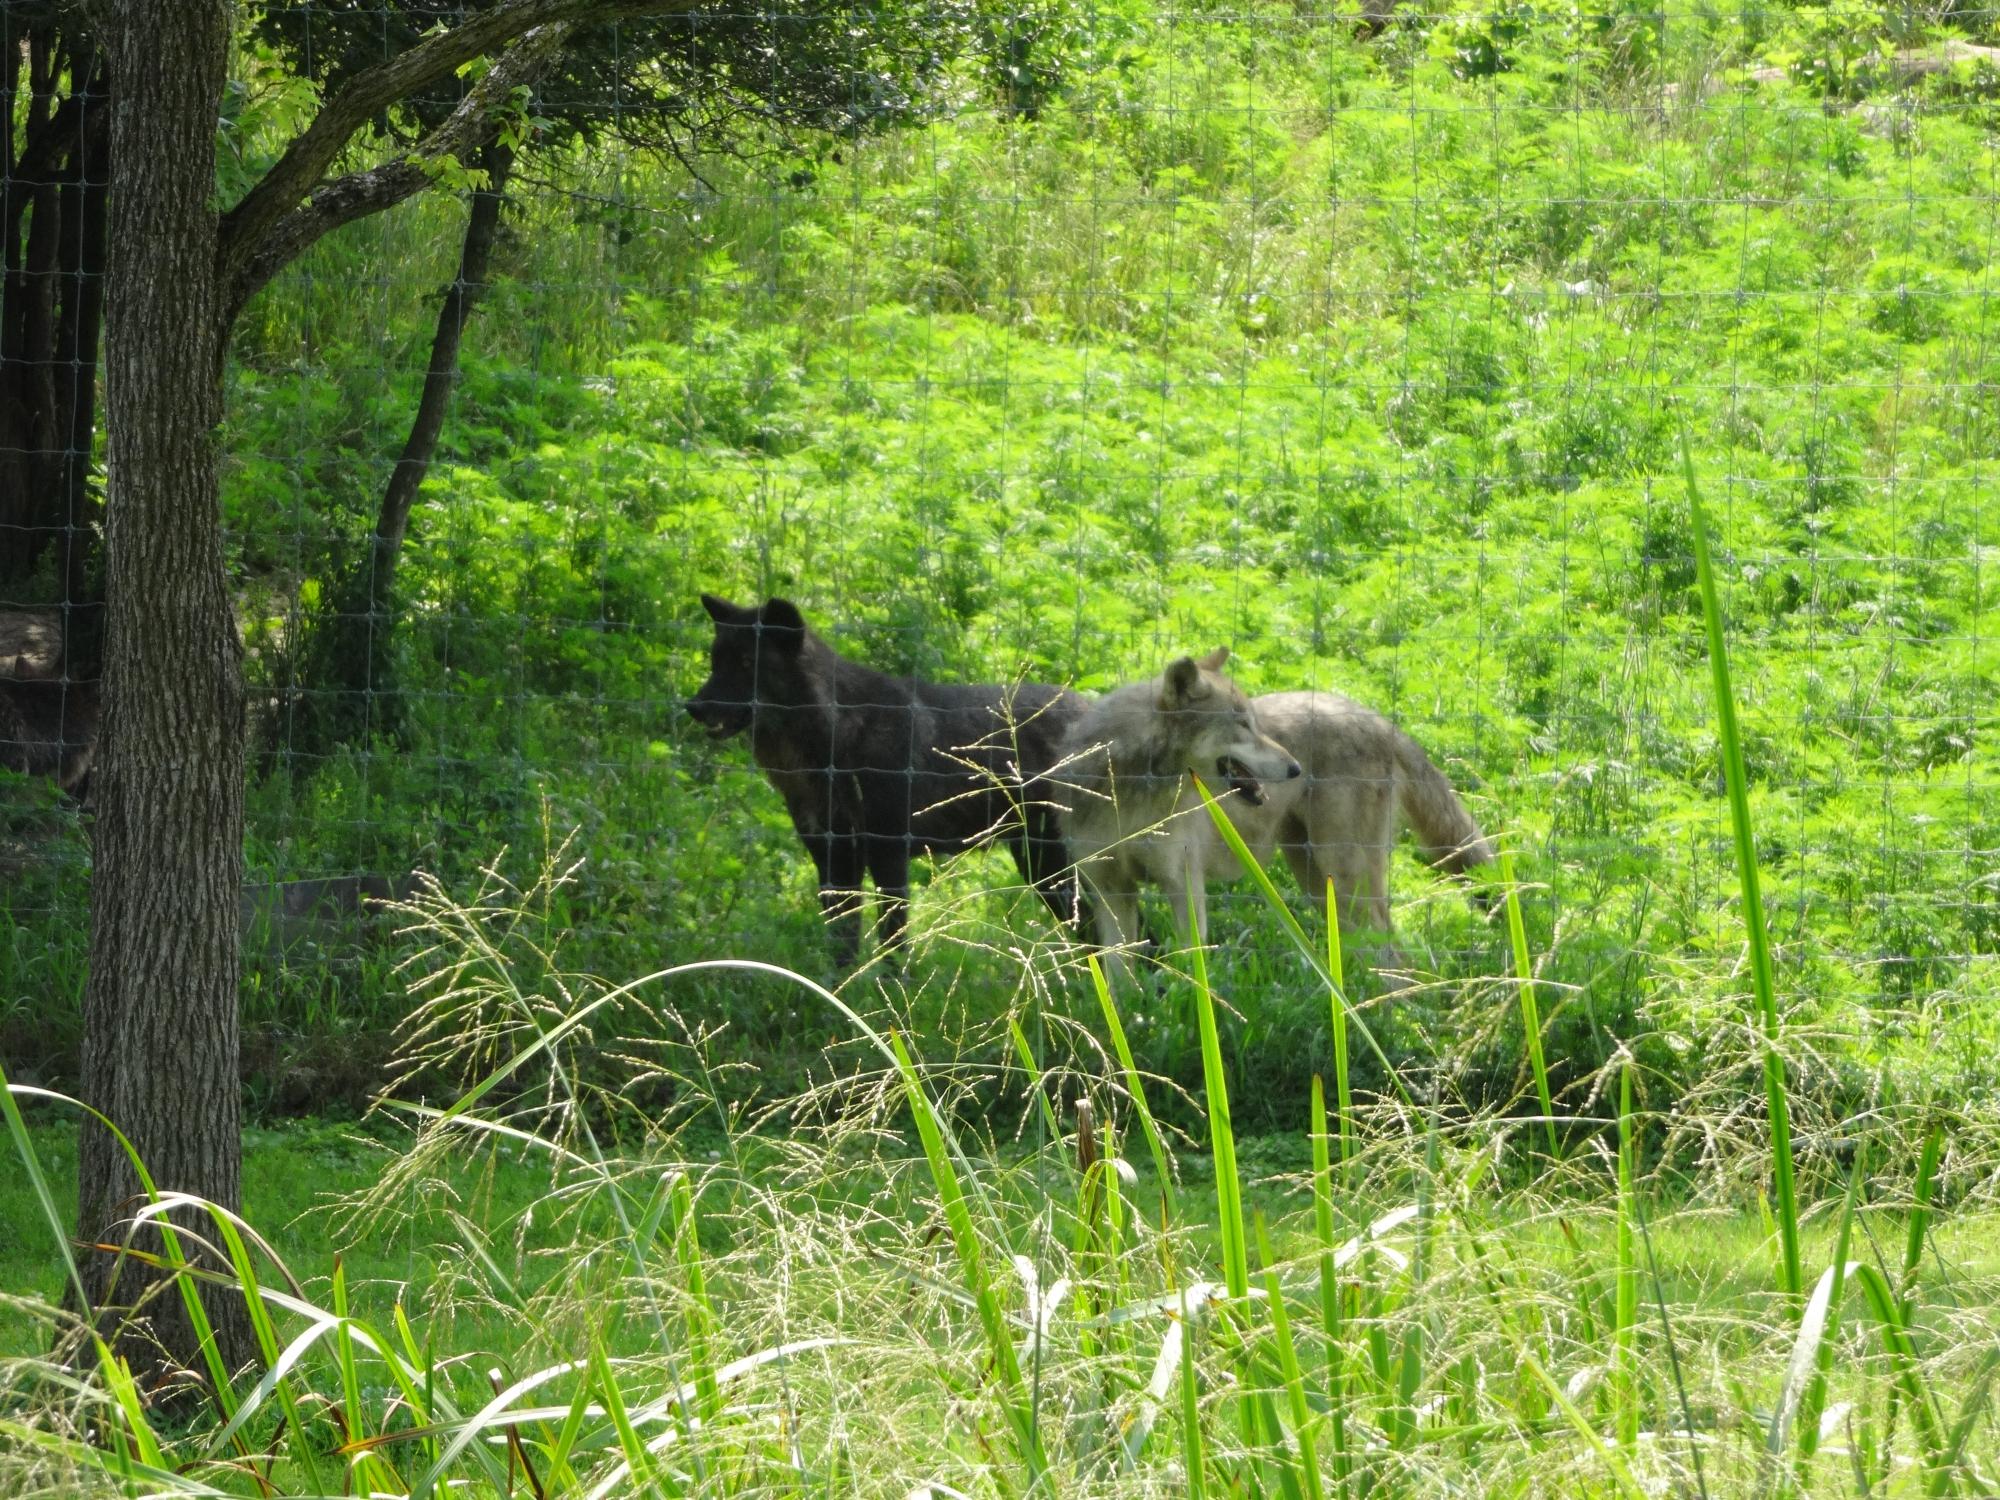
[3,1,1998,1113]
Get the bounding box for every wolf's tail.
[1395,733,1494,877]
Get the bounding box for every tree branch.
[216,0,687,291]
[224,21,571,325]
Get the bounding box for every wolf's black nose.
[1285,759,1303,779]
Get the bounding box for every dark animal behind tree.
[686,594,1086,967]
[0,610,98,796]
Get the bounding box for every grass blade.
[1179,1276,1208,1500]
[1682,429,1802,1305]
[1193,777,1413,1108]
[1942,1349,2000,1487]
[1631,1187,1711,1500]
[1612,1063,1639,1449]
[1324,881,1355,1185]
[585,1334,670,1500]
[0,1072,91,1321]
[1007,1016,1065,1148]
[1835,1262,1952,1485]
[1499,851,1559,1160]
[1257,1214,1326,1500]
[1090,953,1179,1223]
[1902,1120,1945,1316]
[889,1029,1049,1488]
[1794,1157,1863,1463]
[665,1173,721,1423]
[1310,1077,1353,1491]
[1183,894,1247,1303]
[1520,1348,1651,1500]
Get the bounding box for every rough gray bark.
[78,0,250,1381]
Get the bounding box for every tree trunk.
[78,0,251,1385]
[0,19,110,674]
[288,138,514,756]
[55,54,110,673]
[0,23,108,632]
[376,138,515,595]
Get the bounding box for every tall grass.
[4,840,1996,1497]
[1683,431,1803,1307]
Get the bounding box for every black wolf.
[686,594,1087,967]
[0,678,97,796]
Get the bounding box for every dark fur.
[1,610,97,798]
[0,677,98,796]
[687,594,1087,966]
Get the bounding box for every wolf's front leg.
[1087,878,1148,989]
[809,830,867,971]
[1163,877,1208,950]
[1016,811,1091,938]
[865,835,912,957]
[778,771,869,970]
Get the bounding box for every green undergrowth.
[9,0,2000,1123]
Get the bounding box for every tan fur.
[1057,650,1302,977]
[1060,665,1492,980]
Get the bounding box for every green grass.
[2,849,1997,1491]
[16,1112,1999,1361]
[7,1029,2000,1493]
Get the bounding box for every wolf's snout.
[685,691,749,737]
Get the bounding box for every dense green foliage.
[6,0,2000,1135]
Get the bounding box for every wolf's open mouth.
[688,705,750,739]
[1218,755,1266,805]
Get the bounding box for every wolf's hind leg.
[1313,840,1390,936]
[1280,840,1324,910]
[1162,867,1213,949]
[1315,837,1418,984]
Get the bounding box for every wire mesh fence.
[3,2,1997,1122]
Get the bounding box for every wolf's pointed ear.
[700,593,749,623]
[1161,656,1204,708]
[757,598,809,652]
[1196,646,1230,671]
[759,597,807,632]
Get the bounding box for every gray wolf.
[1057,649,1301,974]
[686,594,1088,968]
[1059,650,1492,976]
